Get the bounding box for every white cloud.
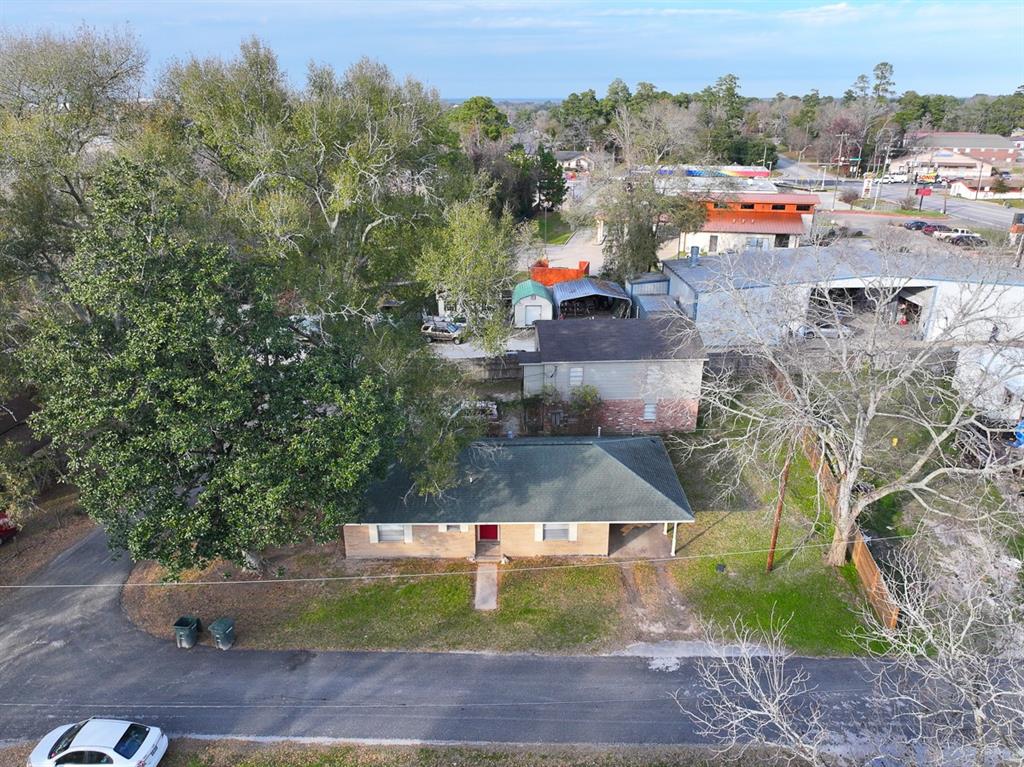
[779,2,870,25]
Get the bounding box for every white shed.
[512,280,555,328]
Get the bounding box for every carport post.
[671,522,678,556]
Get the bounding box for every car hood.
[28,724,68,765]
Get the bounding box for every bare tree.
[606,101,699,168]
[678,613,836,767]
[866,531,1024,767]
[672,240,1024,566]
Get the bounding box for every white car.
[27,719,168,767]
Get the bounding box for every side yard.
[670,438,868,656]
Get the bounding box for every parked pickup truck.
[933,227,978,241]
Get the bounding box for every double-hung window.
[569,367,584,387]
[643,403,657,421]
[543,523,571,541]
[376,524,405,542]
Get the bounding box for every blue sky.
[3,1,1022,99]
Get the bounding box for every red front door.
[478,524,499,541]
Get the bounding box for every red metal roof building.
[672,190,820,255]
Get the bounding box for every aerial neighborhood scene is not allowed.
[1,1,1024,766]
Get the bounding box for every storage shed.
[512,279,555,327]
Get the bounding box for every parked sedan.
[921,224,951,237]
[948,235,989,248]
[28,719,168,767]
[902,220,929,230]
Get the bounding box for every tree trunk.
[825,476,858,566]
[241,549,267,574]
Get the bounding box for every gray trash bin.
[173,615,201,649]
[208,617,235,650]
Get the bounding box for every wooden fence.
[457,354,523,381]
[850,529,900,629]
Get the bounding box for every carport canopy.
[551,277,632,313]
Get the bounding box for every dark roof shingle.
[529,318,705,363]
[361,436,694,525]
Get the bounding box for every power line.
[0,533,915,590]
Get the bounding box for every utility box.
[208,617,236,650]
[173,615,201,649]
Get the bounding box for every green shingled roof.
[511,279,553,305]
[361,436,693,525]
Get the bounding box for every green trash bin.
[173,615,201,649]
[208,617,235,650]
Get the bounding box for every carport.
[552,277,632,319]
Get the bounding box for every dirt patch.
[0,487,93,599]
[0,737,791,767]
[121,538,356,649]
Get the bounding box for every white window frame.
[536,523,578,542]
[643,402,657,421]
[569,367,584,387]
[372,524,410,543]
[438,524,469,533]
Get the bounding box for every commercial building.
[908,132,1017,169]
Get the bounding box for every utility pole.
[766,445,795,573]
[830,132,848,210]
[871,133,895,211]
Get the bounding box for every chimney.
[688,245,700,267]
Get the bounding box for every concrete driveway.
[0,529,887,747]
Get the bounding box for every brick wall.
[596,398,698,434]
[500,522,610,557]
[343,524,475,559]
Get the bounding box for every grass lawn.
[851,198,946,218]
[535,212,573,245]
[669,511,865,656]
[10,739,784,767]
[668,435,869,656]
[271,558,626,653]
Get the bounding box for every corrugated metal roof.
[636,294,682,316]
[361,437,694,524]
[701,214,807,235]
[661,245,1024,293]
[511,279,554,305]
[551,277,631,307]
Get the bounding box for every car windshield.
[49,722,87,758]
[445,323,460,333]
[113,723,150,758]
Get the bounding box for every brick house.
[519,318,705,433]
[343,436,694,559]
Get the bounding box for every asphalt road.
[0,530,884,747]
[869,183,1016,230]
